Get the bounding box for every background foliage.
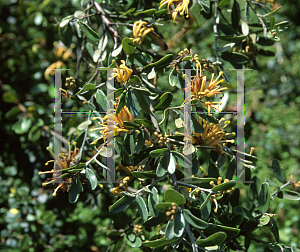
[1,0,300,251]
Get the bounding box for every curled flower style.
[160,0,190,22]
[130,21,154,46]
[177,117,235,153]
[111,60,133,83]
[38,142,79,196]
[91,104,135,144]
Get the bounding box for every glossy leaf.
[3,92,17,103]
[183,209,209,229]
[219,35,247,42]
[154,202,177,212]
[116,92,126,115]
[109,194,135,214]
[68,177,83,203]
[79,22,100,42]
[156,152,169,177]
[122,38,135,55]
[206,224,240,239]
[277,190,300,201]
[28,125,41,142]
[198,0,210,14]
[231,0,241,30]
[169,68,180,87]
[143,54,174,69]
[213,181,235,192]
[221,52,249,64]
[95,89,107,112]
[165,219,175,240]
[174,211,185,237]
[75,83,96,95]
[136,196,148,221]
[272,159,286,183]
[153,92,173,110]
[259,182,270,214]
[226,156,236,180]
[126,89,140,117]
[150,148,168,158]
[5,106,21,120]
[196,232,227,246]
[142,237,180,247]
[148,187,159,217]
[85,167,98,190]
[132,171,157,179]
[133,89,150,115]
[168,152,176,174]
[164,188,186,205]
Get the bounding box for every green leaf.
[259,215,270,226]
[191,113,204,133]
[206,224,240,239]
[198,0,210,14]
[269,16,275,31]
[173,151,192,168]
[124,133,135,154]
[13,118,32,134]
[164,188,186,205]
[136,196,148,221]
[153,92,173,110]
[221,52,249,64]
[127,52,153,68]
[165,219,175,240]
[183,209,209,229]
[135,131,145,154]
[109,194,135,214]
[79,22,100,42]
[144,54,174,70]
[142,237,180,247]
[156,152,169,177]
[126,89,140,117]
[241,20,249,36]
[5,106,21,120]
[269,217,279,242]
[231,0,240,30]
[150,148,168,158]
[256,37,275,46]
[168,152,176,174]
[134,8,157,17]
[258,49,275,57]
[196,232,227,246]
[259,182,270,214]
[199,192,211,220]
[95,89,107,112]
[122,38,135,55]
[112,43,123,57]
[272,159,286,183]
[85,167,97,190]
[114,87,124,98]
[116,92,126,115]
[277,190,300,201]
[119,7,135,17]
[234,206,256,222]
[169,68,180,87]
[128,75,142,86]
[68,177,82,203]
[28,125,41,142]
[159,108,170,127]
[217,0,231,8]
[120,145,134,166]
[174,211,185,237]
[154,202,177,212]
[133,89,150,115]
[75,83,96,95]
[3,92,17,103]
[218,35,247,42]
[78,120,92,130]
[213,181,235,192]
[126,235,142,248]
[132,171,157,179]
[226,157,236,180]
[148,187,159,217]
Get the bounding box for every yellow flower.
[131,21,154,46]
[91,104,135,143]
[111,60,133,83]
[177,117,235,153]
[39,142,79,196]
[160,0,190,22]
[9,208,19,215]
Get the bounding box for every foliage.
[1,0,300,251]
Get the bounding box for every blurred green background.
[1,0,299,251]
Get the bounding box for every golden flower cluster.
[112,176,131,196]
[111,60,133,83]
[165,202,178,221]
[91,104,135,143]
[39,142,79,196]
[159,0,190,22]
[130,21,154,46]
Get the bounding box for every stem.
[213,2,220,62]
[247,0,267,38]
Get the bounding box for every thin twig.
[247,0,267,38]
[213,2,220,62]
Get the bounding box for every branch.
[213,2,220,62]
[247,0,267,38]
[94,1,120,49]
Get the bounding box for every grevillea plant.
[34,0,300,251]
